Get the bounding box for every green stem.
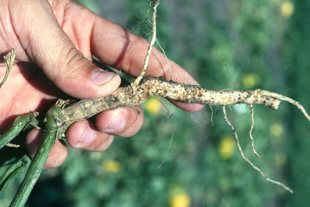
[0,113,39,150]
[0,156,31,195]
[9,106,60,207]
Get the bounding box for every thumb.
[37,45,121,99]
[15,1,121,99]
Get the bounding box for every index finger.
[91,19,191,82]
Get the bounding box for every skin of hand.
[0,0,204,169]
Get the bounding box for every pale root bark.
[59,77,284,129]
[0,48,15,88]
[54,71,308,194]
[133,0,160,86]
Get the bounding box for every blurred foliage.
[1,0,310,206]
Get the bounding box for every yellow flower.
[242,73,260,89]
[219,136,235,159]
[169,193,191,207]
[145,96,162,115]
[103,160,122,173]
[275,153,287,167]
[269,123,283,137]
[281,1,294,18]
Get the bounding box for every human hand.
[0,0,204,168]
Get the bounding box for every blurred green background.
[1,0,310,206]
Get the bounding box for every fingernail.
[92,69,116,86]
[79,125,95,144]
[104,113,126,133]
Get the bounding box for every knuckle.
[120,105,144,136]
[91,133,114,152]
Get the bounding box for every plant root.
[223,106,294,194]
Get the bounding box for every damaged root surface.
[54,76,309,194]
[60,76,310,131]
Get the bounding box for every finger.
[66,119,114,151]
[91,19,194,82]
[66,105,143,151]
[26,128,68,169]
[10,0,120,99]
[95,105,144,137]
[170,101,205,112]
